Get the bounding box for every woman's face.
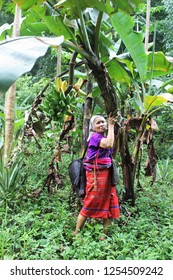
[93,116,107,134]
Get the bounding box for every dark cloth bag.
[68,145,88,198]
[110,159,119,186]
[68,158,86,198]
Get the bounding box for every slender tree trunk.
[145,0,151,51]
[4,4,21,164]
[82,77,93,154]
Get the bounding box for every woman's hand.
[108,113,117,126]
[100,113,117,148]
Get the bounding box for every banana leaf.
[111,11,147,82]
[0,36,64,94]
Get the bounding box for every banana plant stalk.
[4,4,21,165]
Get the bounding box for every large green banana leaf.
[105,51,173,85]
[111,11,147,82]
[0,36,64,94]
[106,58,132,84]
[0,4,74,41]
[13,0,142,15]
[33,4,76,41]
[54,0,114,17]
[144,95,167,113]
[111,0,142,14]
[12,0,45,11]
[147,51,173,79]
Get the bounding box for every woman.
[73,114,120,239]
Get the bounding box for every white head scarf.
[87,115,104,141]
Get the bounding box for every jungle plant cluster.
[0,163,172,260]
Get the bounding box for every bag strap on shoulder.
[82,143,88,159]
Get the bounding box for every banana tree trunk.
[4,4,21,164]
[4,84,16,162]
[88,61,118,114]
[119,127,135,204]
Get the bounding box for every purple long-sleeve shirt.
[86,132,113,160]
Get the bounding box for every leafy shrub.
[0,155,23,204]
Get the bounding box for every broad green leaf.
[0,0,3,10]
[0,10,47,39]
[112,0,142,14]
[106,58,131,84]
[13,0,141,15]
[54,0,114,17]
[111,12,147,81]
[0,36,64,94]
[19,8,50,36]
[12,0,45,11]
[100,32,113,50]
[144,95,167,112]
[54,0,141,17]
[33,4,76,41]
[147,52,173,79]
[14,119,25,133]
[20,22,49,36]
[167,87,173,93]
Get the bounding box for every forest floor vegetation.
[0,158,173,260]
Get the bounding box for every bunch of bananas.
[39,78,76,122]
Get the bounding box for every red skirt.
[80,168,120,219]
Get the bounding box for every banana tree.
[4,0,146,116]
[1,0,173,202]
[4,4,21,165]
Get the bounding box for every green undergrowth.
[0,162,173,260]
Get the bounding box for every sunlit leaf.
[20,22,49,36]
[166,87,173,94]
[33,4,76,41]
[147,52,173,78]
[0,0,3,10]
[106,58,131,84]
[111,12,147,81]
[54,0,141,17]
[144,95,167,112]
[54,0,114,18]
[112,0,141,14]
[0,36,64,94]
[12,0,45,11]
